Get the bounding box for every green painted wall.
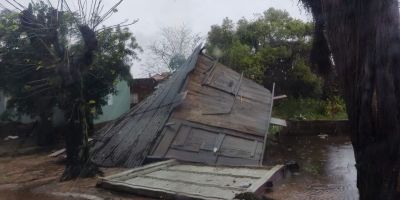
[1,81,130,125]
[94,81,130,124]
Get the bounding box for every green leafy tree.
[0,1,141,180]
[206,8,322,98]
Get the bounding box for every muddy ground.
[0,131,358,200]
[265,134,358,200]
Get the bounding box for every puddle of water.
[265,135,359,200]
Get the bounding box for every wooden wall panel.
[150,119,265,166]
[172,55,272,137]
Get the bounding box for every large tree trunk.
[60,25,99,181]
[303,0,400,199]
[61,102,97,181]
[35,112,54,146]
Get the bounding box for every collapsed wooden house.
[91,45,275,168]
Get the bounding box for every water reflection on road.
[265,135,359,200]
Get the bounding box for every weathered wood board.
[98,160,285,200]
[92,46,275,168]
[149,54,274,166]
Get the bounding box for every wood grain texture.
[92,48,273,168]
[99,160,285,200]
[172,55,272,137]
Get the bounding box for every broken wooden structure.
[91,45,275,167]
[98,159,284,200]
[93,46,287,199]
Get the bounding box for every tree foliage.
[0,4,140,124]
[0,0,141,180]
[206,8,322,98]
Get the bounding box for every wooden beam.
[260,83,275,166]
[270,117,287,127]
[273,95,287,100]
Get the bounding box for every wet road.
[265,135,359,200]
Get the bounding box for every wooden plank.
[248,165,285,192]
[203,72,243,115]
[151,123,180,157]
[179,120,264,142]
[171,125,191,146]
[216,156,259,166]
[259,83,275,165]
[218,135,261,159]
[155,120,266,165]
[102,178,240,200]
[270,117,287,127]
[172,70,272,137]
[273,94,287,100]
[214,133,225,153]
[143,170,255,189]
[251,141,258,158]
[100,159,177,181]
[166,164,271,177]
[166,149,217,164]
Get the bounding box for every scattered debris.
[318,134,329,139]
[48,148,66,157]
[270,117,287,127]
[3,135,19,141]
[285,160,300,172]
[48,138,93,157]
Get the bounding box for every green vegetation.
[206,8,322,98]
[273,97,347,120]
[206,8,346,120]
[0,1,141,180]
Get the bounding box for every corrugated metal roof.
[91,46,202,167]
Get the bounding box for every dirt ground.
[0,152,154,200]
[0,124,153,200]
[0,125,358,200]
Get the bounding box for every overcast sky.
[106,0,311,77]
[14,0,311,77]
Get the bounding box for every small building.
[0,80,131,126]
[92,46,275,168]
[130,73,169,107]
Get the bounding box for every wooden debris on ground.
[98,160,285,200]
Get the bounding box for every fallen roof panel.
[98,160,285,200]
[91,46,202,167]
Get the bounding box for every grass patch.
[273,97,347,120]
